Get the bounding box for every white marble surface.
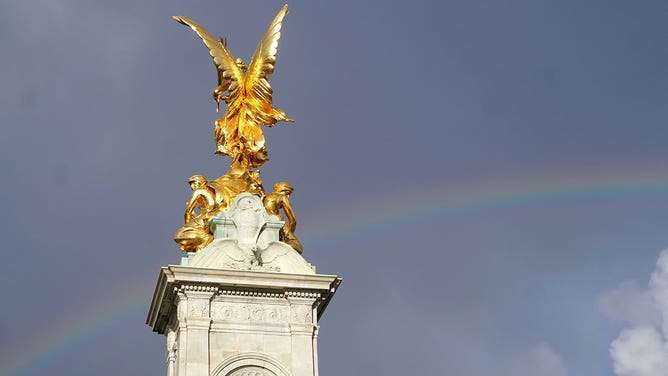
[187,239,315,275]
[147,267,341,376]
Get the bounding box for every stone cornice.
[146,265,341,334]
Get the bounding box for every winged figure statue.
[174,4,293,168]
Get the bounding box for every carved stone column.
[147,267,341,376]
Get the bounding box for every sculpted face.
[253,147,269,165]
[188,175,206,190]
[274,182,293,195]
[235,58,247,73]
[212,86,224,101]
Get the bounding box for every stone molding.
[147,267,340,335]
[177,285,219,293]
[211,353,290,376]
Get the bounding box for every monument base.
[146,266,341,376]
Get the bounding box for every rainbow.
[302,166,668,253]
[3,166,668,375]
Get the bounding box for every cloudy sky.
[1,1,668,375]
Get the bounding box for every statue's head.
[235,58,247,72]
[188,174,207,189]
[250,146,270,168]
[274,182,293,195]
[212,86,224,113]
[213,86,224,99]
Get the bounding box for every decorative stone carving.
[290,305,313,324]
[211,303,289,323]
[188,299,209,318]
[183,194,315,274]
[176,292,187,321]
[211,193,282,252]
[166,329,177,363]
[227,366,275,376]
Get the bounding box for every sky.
[1,0,668,375]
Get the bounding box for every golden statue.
[174,168,264,252]
[264,182,303,254]
[174,175,217,252]
[173,4,293,169]
[172,5,305,255]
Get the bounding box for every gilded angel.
[173,5,294,168]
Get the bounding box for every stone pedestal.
[146,266,341,376]
[149,193,341,375]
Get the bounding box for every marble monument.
[147,5,342,376]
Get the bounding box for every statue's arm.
[282,196,297,233]
[184,195,198,223]
[183,189,216,223]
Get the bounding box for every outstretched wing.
[245,4,289,109]
[173,15,242,98]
